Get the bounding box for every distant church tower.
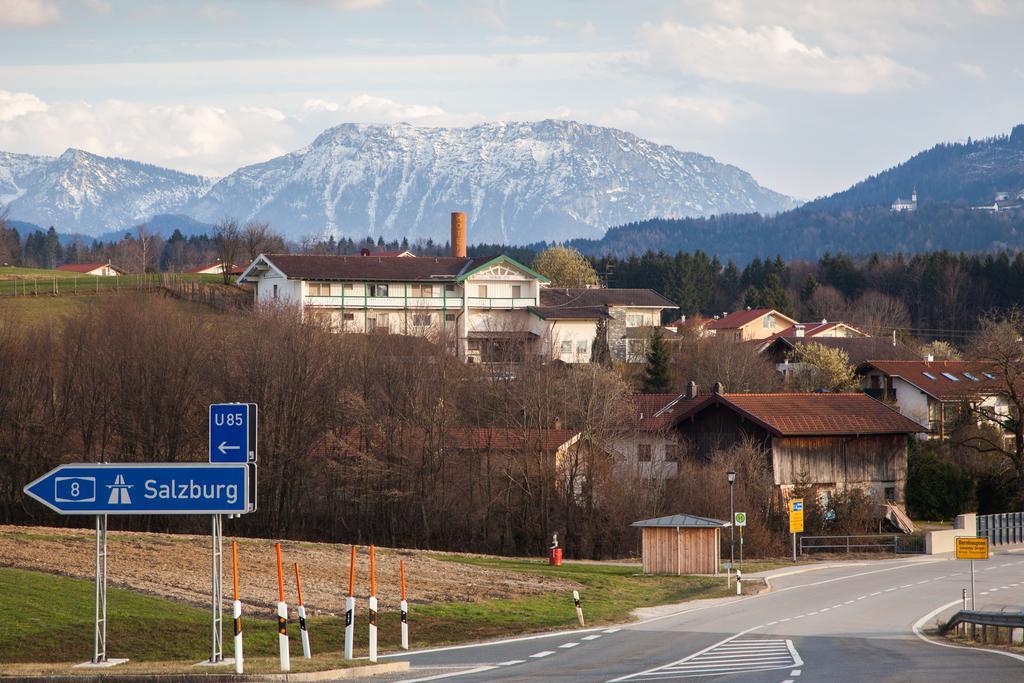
[891,187,917,212]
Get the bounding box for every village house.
[55,261,124,276]
[187,260,242,276]
[237,212,677,365]
[607,393,691,480]
[702,308,799,342]
[534,288,678,363]
[857,359,1011,439]
[760,336,919,381]
[669,387,923,504]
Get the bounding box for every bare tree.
[243,220,282,262]
[134,223,156,275]
[672,337,781,393]
[213,218,243,284]
[960,309,1024,502]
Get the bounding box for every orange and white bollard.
[275,543,290,672]
[231,541,243,674]
[344,546,355,660]
[368,544,378,663]
[400,559,409,650]
[294,562,312,658]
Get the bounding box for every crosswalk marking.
[611,638,802,680]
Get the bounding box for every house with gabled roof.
[531,288,678,363]
[670,386,923,504]
[857,360,1011,439]
[704,308,798,342]
[56,261,124,276]
[238,212,678,365]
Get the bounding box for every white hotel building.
[237,213,676,364]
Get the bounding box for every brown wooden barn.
[631,514,728,575]
[671,391,924,504]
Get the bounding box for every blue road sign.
[209,403,257,463]
[24,463,250,515]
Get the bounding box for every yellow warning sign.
[789,498,804,534]
[955,536,989,560]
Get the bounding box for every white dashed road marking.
[530,650,554,658]
[583,635,602,641]
[610,638,802,680]
[559,642,579,649]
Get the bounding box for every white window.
[308,282,331,296]
[413,313,432,326]
[369,284,389,297]
[511,285,522,298]
[343,283,354,291]
[626,314,643,327]
[923,372,937,380]
[763,315,776,329]
[445,284,456,292]
[272,284,278,299]
[478,285,488,298]
[410,284,434,297]
[941,372,961,382]
[560,341,572,354]
[576,339,588,355]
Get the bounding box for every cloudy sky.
[0,0,1021,199]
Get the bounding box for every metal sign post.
[94,514,107,664]
[211,514,224,664]
[955,536,989,610]
[734,512,746,569]
[789,499,804,561]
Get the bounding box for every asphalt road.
[374,551,1024,682]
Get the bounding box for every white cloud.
[0,0,62,26]
[83,0,112,13]
[0,90,469,176]
[957,62,988,80]
[0,90,48,122]
[291,0,391,9]
[641,22,922,94]
[198,4,238,22]
[0,93,295,176]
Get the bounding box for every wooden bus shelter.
[631,514,728,575]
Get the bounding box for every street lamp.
[727,470,736,570]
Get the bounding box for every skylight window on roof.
[922,372,938,380]
[963,372,980,382]
[941,372,960,381]
[983,372,995,379]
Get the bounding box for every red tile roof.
[539,288,677,309]
[55,262,119,273]
[187,261,236,274]
[632,393,702,431]
[858,360,1004,401]
[705,308,796,330]
[674,392,924,436]
[258,253,478,281]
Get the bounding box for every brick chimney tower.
[451,211,467,258]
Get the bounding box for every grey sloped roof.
[631,514,728,528]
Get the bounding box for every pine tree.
[591,317,612,367]
[641,328,672,393]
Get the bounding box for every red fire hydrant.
[549,533,562,566]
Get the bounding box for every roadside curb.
[1,661,410,682]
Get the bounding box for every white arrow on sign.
[218,442,240,455]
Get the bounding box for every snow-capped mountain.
[0,149,214,233]
[189,120,797,244]
[1,120,796,242]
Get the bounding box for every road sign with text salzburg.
[209,403,257,463]
[23,463,250,515]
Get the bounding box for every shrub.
[905,442,975,520]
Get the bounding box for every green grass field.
[0,555,730,666]
[0,267,224,296]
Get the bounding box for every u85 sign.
[209,403,258,463]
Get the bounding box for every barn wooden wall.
[771,434,907,488]
[641,527,720,575]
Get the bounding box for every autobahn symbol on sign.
[24,463,250,515]
[210,403,258,463]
